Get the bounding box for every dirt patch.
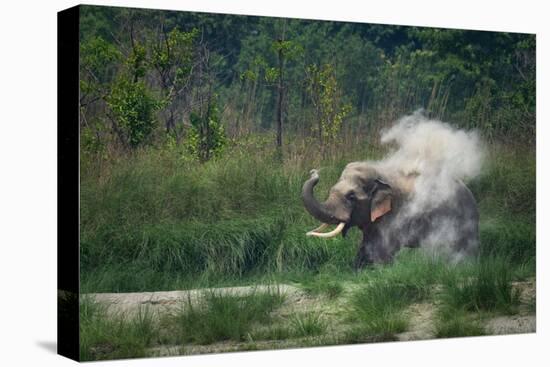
[485,315,535,335]
[513,278,536,314]
[396,303,436,341]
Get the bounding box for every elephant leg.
[452,233,479,260]
[354,239,393,269]
[355,226,395,269]
[354,243,371,269]
[370,242,393,264]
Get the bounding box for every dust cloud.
[377,109,485,258]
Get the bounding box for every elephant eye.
[345,192,356,201]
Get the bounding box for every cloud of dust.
[377,109,485,258]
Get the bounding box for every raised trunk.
[301,171,339,224]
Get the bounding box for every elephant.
[301,161,479,268]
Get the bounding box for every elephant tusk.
[306,223,330,235]
[306,222,346,238]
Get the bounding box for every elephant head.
[302,162,400,238]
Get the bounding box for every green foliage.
[80,36,122,88]
[151,27,199,114]
[264,66,280,84]
[306,63,352,148]
[152,28,197,73]
[80,121,107,156]
[127,43,148,81]
[79,6,536,148]
[106,78,160,148]
[272,39,303,59]
[186,101,227,162]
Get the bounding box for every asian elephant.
[301,162,479,268]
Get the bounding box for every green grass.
[471,145,536,265]
[251,312,328,340]
[300,275,344,299]
[347,281,420,337]
[80,289,286,359]
[440,257,521,315]
[163,289,285,345]
[355,249,447,288]
[79,251,534,359]
[432,256,523,339]
[289,312,328,337]
[79,297,158,361]
[435,309,486,338]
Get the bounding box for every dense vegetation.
[79,5,535,159]
[78,5,535,360]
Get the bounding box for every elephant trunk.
[301,170,340,225]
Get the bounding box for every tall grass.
[431,255,522,338]
[345,252,443,339]
[434,310,486,338]
[440,257,521,314]
[470,145,536,265]
[163,289,285,344]
[80,140,366,292]
[80,136,535,293]
[347,281,413,337]
[289,312,328,337]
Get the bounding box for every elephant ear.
[370,180,392,222]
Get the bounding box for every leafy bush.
[187,100,227,162]
[106,78,160,148]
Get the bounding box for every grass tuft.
[347,281,420,336]
[435,310,486,338]
[440,257,521,315]
[289,312,328,337]
[79,297,157,361]
[165,289,285,345]
[300,275,344,300]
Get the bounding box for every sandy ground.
[87,284,302,318]
[85,278,536,356]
